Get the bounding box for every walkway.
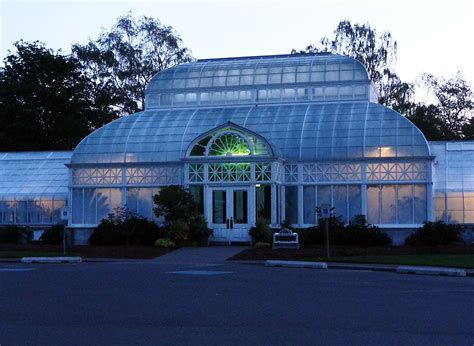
[151,246,247,266]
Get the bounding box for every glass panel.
[212,190,226,224]
[303,186,316,224]
[317,185,331,206]
[138,188,153,220]
[52,199,65,224]
[233,190,248,224]
[40,198,53,224]
[348,185,361,222]
[72,188,83,224]
[414,185,427,223]
[16,200,27,224]
[397,185,413,224]
[256,185,271,221]
[285,186,298,225]
[333,185,348,223]
[189,185,204,214]
[126,188,139,214]
[367,186,380,224]
[381,185,396,224]
[84,188,97,224]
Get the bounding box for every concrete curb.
[21,257,82,264]
[396,265,466,277]
[265,260,327,269]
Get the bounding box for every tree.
[292,20,402,103]
[73,13,193,115]
[421,72,473,139]
[0,40,116,151]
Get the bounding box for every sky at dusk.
[1,0,473,98]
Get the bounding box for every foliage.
[153,185,199,224]
[340,215,391,247]
[292,20,399,102]
[40,224,64,245]
[0,40,116,151]
[188,214,213,244]
[0,226,33,244]
[168,219,190,246]
[296,215,390,247]
[153,186,212,246]
[249,218,272,243]
[253,242,271,249]
[72,13,193,115]
[405,221,462,246]
[154,238,176,248]
[89,208,162,246]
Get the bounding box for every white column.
[361,162,368,218]
[298,184,304,226]
[121,166,127,208]
[249,185,256,226]
[271,184,277,226]
[281,186,286,223]
[427,161,435,221]
[204,185,212,225]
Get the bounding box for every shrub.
[154,238,176,248]
[405,221,462,246]
[168,219,190,246]
[188,215,213,245]
[254,242,271,249]
[340,215,391,247]
[40,224,64,245]
[89,209,162,246]
[249,218,272,243]
[153,186,199,223]
[0,226,33,244]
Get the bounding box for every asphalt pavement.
[1,255,474,345]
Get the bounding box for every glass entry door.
[210,186,250,242]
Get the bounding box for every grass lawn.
[0,251,71,258]
[0,244,174,259]
[309,254,474,269]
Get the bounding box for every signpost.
[320,203,331,258]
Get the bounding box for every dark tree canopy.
[0,41,116,151]
[292,20,403,103]
[293,20,474,141]
[73,13,193,115]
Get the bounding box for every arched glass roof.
[71,102,430,165]
[145,54,374,109]
[0,151,71,198]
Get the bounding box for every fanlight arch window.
[188,127,271,157]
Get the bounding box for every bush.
[405,221,462,246]
[249,218,272,243]
[168,219,190,246]
[154,238,176,248]
[339,215,391,247]
[0,226,33,244]
[188,215,213,245]
[89,209,163,246]
[40,224,64,245]
[294,215,390,247]
[253,242,271,249]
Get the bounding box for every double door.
[209,186,251,242]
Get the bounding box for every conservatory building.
[1,53,473,244]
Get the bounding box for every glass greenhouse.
[1,53,473,244]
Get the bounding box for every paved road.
[1,258,474,345]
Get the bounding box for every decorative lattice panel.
[302,163,361,182]
[284,164,299,183]
[255,162,272,182]
[188,164,205,182]
[126,167,182,185]
[366,162,427,181]
[72,168,122,185]
[208,163,251,182]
